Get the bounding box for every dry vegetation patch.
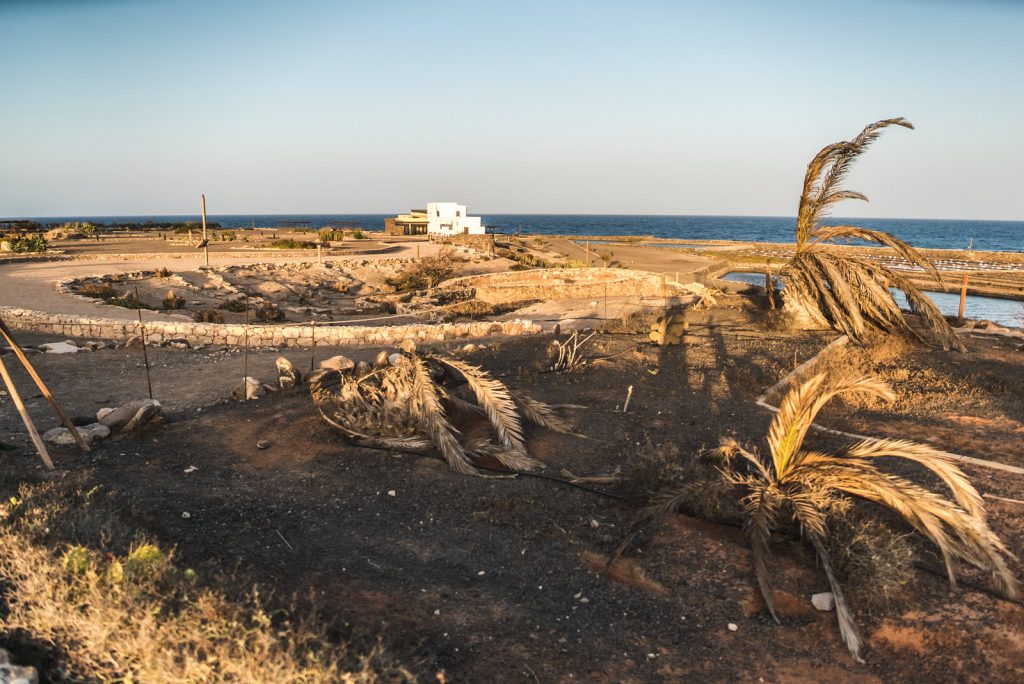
[0,480,414,683]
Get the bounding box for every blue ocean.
[18,214,1024,253]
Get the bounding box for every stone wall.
[442,268,674,305]
[0,305,540,348]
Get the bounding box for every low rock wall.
[0,306,540,348]
[443,268,672,305]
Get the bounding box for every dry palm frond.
[309,351,579,476]
[785,117,963,351]
[719,373,1018,662]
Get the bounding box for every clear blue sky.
[1,0,1022,219]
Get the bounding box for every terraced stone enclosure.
[65,260,413,324]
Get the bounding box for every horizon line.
[4,212,1023,224]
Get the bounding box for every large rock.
[38,341,79,354]
[0,647,38,684]
[812,592,836,611]
[320,355,355,373]
[276,356,302,389]
[42,422,110,446]
[232,376,266,401]
[97,399,163,433]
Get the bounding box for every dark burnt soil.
[808,332,1024,469]
[2,300,1023,682]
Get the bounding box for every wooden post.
[317,243,322,264]
[0,353,54,470]
[765,258,776,310]
[134,287,153,401]
[0,318,90,452]
[201,193,209,268]
[958,273,968,323]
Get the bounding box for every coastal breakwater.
[0,306,541,348]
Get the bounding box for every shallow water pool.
[722,272,1024,328]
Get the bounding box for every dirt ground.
[2,297,1023,682]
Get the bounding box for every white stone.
[812,592,836,611]
[727,623,738,632]
[42,422,110,446]
[38,341,79,354]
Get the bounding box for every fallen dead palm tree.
[784,117,963,351]
[716,373,1018,662]
[309,352,581,476]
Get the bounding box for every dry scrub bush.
[719,373,1017,661]
[385,249,461,291]
[192,308,225,323]
[78,282,117,300]
[0,482,414,683]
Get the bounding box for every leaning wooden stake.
[134,287,153,400]
[0,317,90,452]
[0,353,54,470]
[765,258,776,310]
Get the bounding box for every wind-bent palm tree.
[720,373,1018,662]
[784,118,963,351]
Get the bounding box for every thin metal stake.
[310,319,317,372]
[134,286,153,400]
[243,291,250,400]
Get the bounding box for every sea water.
[19,214,1024,253]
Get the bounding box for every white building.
[426,202,485,236]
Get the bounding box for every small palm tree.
[309,351,578,476]
[720,373,1017,661]
[785,118,963,351]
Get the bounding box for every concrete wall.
[0,305,540,348]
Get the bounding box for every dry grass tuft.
[0,481,415,683]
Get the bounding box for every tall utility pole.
[201,193,209,268]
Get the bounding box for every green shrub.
[219,299,247,313]
[8,234,47,253]
[385,249,461,291]
[193,309,225,323]
[351,229,366,240]
[268,239,316,250]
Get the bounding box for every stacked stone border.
[0,306,540,348]
[441,268,679,305]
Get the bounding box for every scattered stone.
[812,592,836,611]
[462,343,477,353]
[82,340,107,351]
[38,340,79,354]
[275,356,302,389]
[97,399,163,433]
[355,360,371,376]
[400,338,417,354]
[125,335,143,348]
[184,466,198,473]
[388,353,407,367]
[0,646,38,684]
[181,511,191,519]
[257,440,271,449]
[232,376,265,401]
[165,338,190,350]
[42,422,110,446]
[387,490,396,496]
[320,354,355,373]
[374,350,390,367]
[727,623,738,632]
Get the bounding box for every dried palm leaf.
[309,351,579,476]
[717,373,1017,661]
